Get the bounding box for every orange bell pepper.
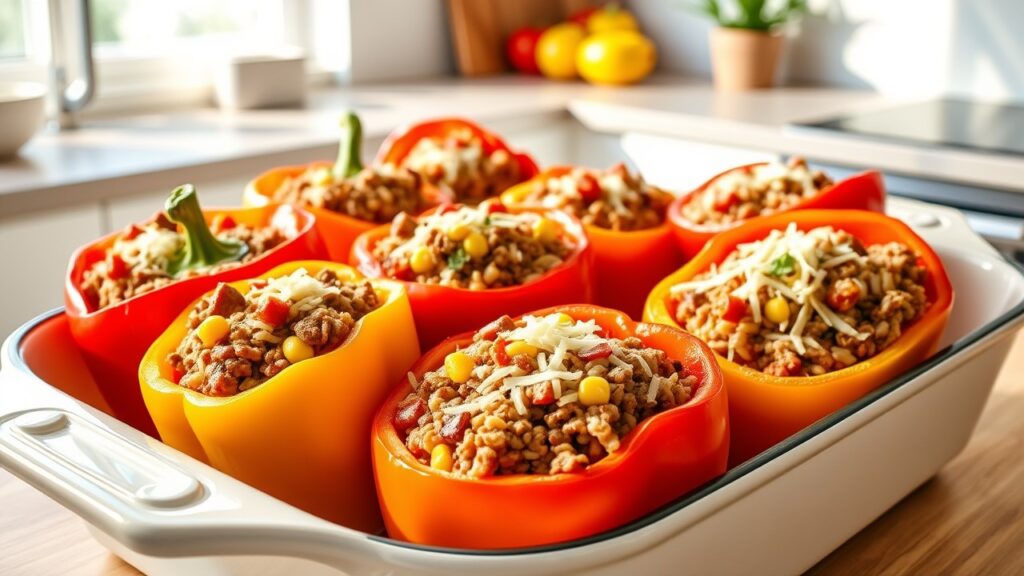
[501,166,684,318]
[65,188,325,437]
[139,261,420,532]
[372,304,729,549]
[374,117,540,194]
[668,164,886,259]
[644,210,954,466]
[350,204,595,349]
[244,112,450,262]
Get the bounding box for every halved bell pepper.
[350,204,595,349]
[644,209,954,466]
[244,113,449,262]
[372,304,729,549]
[501,166,684,319]
[65,187,325,437]
[374,117,540,196]
[668,164,886,259]
[139,260,420,533]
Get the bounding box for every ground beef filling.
[79,214,286,310]
[681,157,834,226]
[167,268,379,396]
[670,225,929,377]
[272,164,423,223]
[396,313,697,477]
[399,129,522,203]
[371,203,574,289]
[517,164,672,232]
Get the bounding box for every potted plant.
[688,0,806,91]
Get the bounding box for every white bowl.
[0,82,46,158]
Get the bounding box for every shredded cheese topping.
[438,313,655,417]
[539,169,635,216]
[385,204,541,263]
[112,227,184,275]
[402,134,484,183]
[671,224,872,358]
[247,268,342,321]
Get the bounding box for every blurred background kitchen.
[1,0,1023,339]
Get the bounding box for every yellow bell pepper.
[139,260,420,533]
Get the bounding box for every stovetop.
[795,98,1024,157]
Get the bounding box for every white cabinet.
[0,205,104,339]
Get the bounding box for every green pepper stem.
[332,111,364,181]
[164,184,248,277]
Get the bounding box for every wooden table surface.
[2,332,1022,576]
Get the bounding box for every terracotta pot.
[709,27,783,91]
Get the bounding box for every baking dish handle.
[0,402,385,573]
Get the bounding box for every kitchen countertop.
[1,329,1022,575]
[3,75,1024,218]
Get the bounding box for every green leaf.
[447,248,469,271]
[769,253,796,277]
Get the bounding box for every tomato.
[721,296,748,323]
[586,5,639,34]
[536,22,586,80]
[506,26,544,74]
[577,30,657,86]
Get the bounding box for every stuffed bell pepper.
[373,305,729,549]
[65,185,324,436]
[501,163,682,318]
[245,112,448,261]
[139,261,419,532]
[352,200,594,348]
[669,157,885,258]
[645,210,953,465]
[375,117,539,204]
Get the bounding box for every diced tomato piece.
[578,342,613,361]
[439,412,470,442]
[493,338,511,366]
[249,280,268,289]
[576,173,601,203]
[213,214,237,231]
[482,199,507,214]
[258,297,290,327]
[394,396,428,432]
[722,296,748,323]
[121,224,144,241]
[477,315,514,341]
[107,254,129,280]
[713,191,739,212]
[169,364,184,384]
[531,382,555,406]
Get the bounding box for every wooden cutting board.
[448,0,596,76]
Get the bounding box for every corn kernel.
[311,168,333,186]
[555,313,574,326]
[579,375,611,406]
[765,296,791,324]
[197,315,230,347]
[463,231,489,259]
[444,351,474,384]
[410,246,435,274]
[505,341,539,358]
[447,223,471,241]
[282,335,315,364]
[430,444,453,472]
[532,217,560,243]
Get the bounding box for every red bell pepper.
[64,186,326,436]
[371,304,729,549]
[668,164,886,259]
[374,117,540,194]
[350,204,594,349]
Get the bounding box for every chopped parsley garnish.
[447,247,469,271]
[769,253,796,277]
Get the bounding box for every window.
[0,0,27,60]
[0,0,345,115]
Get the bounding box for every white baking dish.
[1,197,1022,576]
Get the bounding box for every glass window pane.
[0,0,27,60]
[90,0,282,54]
